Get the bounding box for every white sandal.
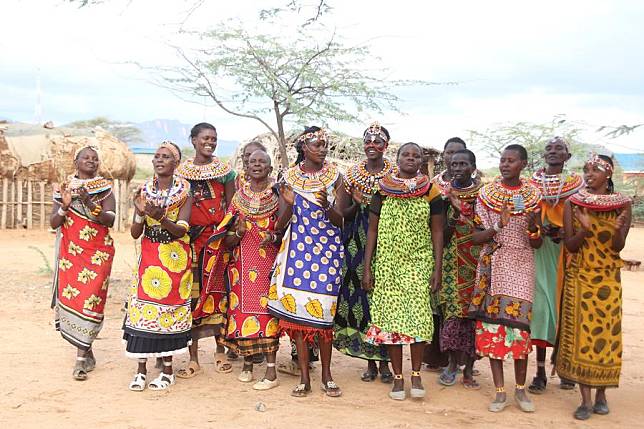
[148,373,175,390]
[238,370,254,383]
[128,373,147,391]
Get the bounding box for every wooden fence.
[0,178,133,232]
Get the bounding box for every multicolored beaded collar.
[478,177,541,214]
[176,158,232,181]
[432,170,451,194]
[231,179,278,219]
[344,159,394,204]
[285,161,339,193]
[530,169,583,204]
[379,173,431,198]
[54,176,112,198]
[142,176,190,211]
[569,188,631,212]
[450,179,483,201]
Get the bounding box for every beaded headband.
[587,153,613,175]
[74,144,100,161]
[297,129,328,145]
[363,121,389,143]
[159,140,181,162]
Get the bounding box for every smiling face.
[543,139,570,167]
[450,152,475,185]
[192,128,217,159]
[363,135,387,161]
[303,138,328,164]
[443,141,466,173]
[499,149,527,180]
[397,144,423,176]
[583,162,610,192]
[247,149,272,181]
[153,147,178,177]
[75,148,99,177]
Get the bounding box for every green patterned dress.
[367,193,440,343]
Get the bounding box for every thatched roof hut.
[0,122,136,182]
[234,131,441,176]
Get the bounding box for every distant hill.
[134,119,239,156]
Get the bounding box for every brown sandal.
[214,353,233,373]
[291,383,311,397]
[176,361,202,379]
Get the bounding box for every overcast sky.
[1,0,642,155]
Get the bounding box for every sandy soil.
[2,228,644,429]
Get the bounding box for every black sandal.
[527,376,547,394]
[560,378,575,390]
[574,405,592,420]
[361,369,377,382]
[380,369,394,384]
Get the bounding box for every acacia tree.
[153,21,429,167]
[468,115,591,171]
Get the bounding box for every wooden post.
[1,178,7,229]
[10,179,16,228]
[121,180,130,232]
[113,179,120,232]
[16,179,23,228]
[39,182,46,229]
[27,180,33,229]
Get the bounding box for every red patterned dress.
[468,177,541,360]
[204,181,280,355]
[123,177,193,357]
[175,158,236,339]
[52,177,115,351]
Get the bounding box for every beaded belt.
[144,225,174,243]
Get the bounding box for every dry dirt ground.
[2,228,644,429]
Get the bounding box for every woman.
[204,149,281,390]
[528,137,583,394]
[175,122,236,377]
[437,149,483,389]
[235,141,268,189]
[468,144,542,413]
[333,122,394,383]
[124,141,193,391]
[50,145,116,380]
[426,137,467,371]
[362,142,445,401]
[556,154,631,420]
[267,126,347,397]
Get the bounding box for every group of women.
[50,121,632,420]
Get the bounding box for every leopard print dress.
[556,209,623,387]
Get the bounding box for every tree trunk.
[274,101,289,168]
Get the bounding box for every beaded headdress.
[297,128,328,145]
[586,153,613,175]
[159,140,181,162]
[363,121,389,143]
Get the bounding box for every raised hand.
[60,183,72,209]
[575,206,592,231]
[446,187,461,215]
[615,204,631,231]
[236,213,247,237]
[315,187,330,209]
[145,201,165,221]
[133,187,146,214]
[77,186,92,205]
[350,186,364,206]
[527,207,542,231]
[279,183,295,206]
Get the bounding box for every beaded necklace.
[379,172,431,198]
[175,157,232,181]
[344,158,394,204]
[432,170,451,194]
[285,161,339,193]
[569,188,631,212]
[66,175,112,196]
[450,179,483,201]
[478,177,541,214]
[530,168,583,206]
[231,179,279,220]
[142,175,190,211]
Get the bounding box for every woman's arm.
[430,208,445,292]
[563,200,588,253]
[362,210,380,291]
[611,203,632,252]
[326,178,346,228]
[161,196,193,239]
[96,192,116,228]
[275,191,294,231]
[224,179,236,207]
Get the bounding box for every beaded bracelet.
[57,207,68,217]
[134,213,144,224]
[91,204,102,217]
[527,227,541,240]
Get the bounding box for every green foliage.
[65,116,143,145]
[29,246,53,275]
[468,115,591,171]
[597,123,644,138]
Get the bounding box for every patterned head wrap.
[159,140,181,162]
[297,128,329,145]
[586,153,613,175]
